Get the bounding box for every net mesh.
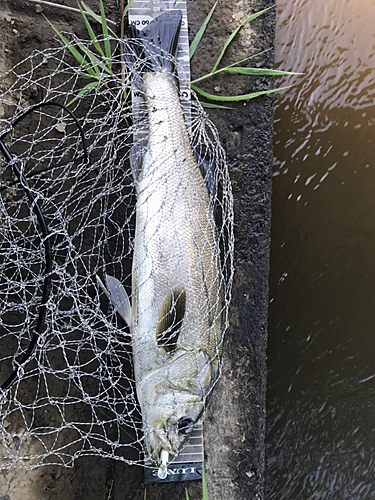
[0,37,234,469]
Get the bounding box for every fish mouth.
[146,427,178,466]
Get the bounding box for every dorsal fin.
[156,288,186,353]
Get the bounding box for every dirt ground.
[0,0,274,498]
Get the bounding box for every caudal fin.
[124,10,182,75]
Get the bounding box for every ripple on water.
[266,379,375,499]
[266,0,375,497]
[274,0,375,112]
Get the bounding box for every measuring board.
[144,422,203,484]
[127,0,204,484]
[128,0,191,143]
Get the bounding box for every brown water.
[265,0,375,498]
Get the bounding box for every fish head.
[144,385,203,464]
[139,350,215,465]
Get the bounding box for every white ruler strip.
[127,1,203,476]
[128,0,191,144]
[173,422,204,464]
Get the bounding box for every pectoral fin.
[156,288,186,353]
[105,274,132,326]
[167,350,213,397]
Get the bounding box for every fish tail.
[124,10,182,79]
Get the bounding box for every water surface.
[266,0,375,498]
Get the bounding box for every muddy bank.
[0,0,274,498]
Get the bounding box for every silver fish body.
[130,69,224,464]
[105,11,226,466]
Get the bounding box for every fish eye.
[177,418,194,435]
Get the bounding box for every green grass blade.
[99,0,112,70]
[73,39,112,76]
[191,84,291,102]
[68,72,97,79]
[77,2,97,42]
[202,461,208,500]
[185,488,190,500]
[73,40,100,76]
[189,0,217,60]
[123,0,135,18]
[190,51,273,86]
[45,17,97,76]
[81,1,117,36]
[225,49,271,67]
[77,2,105,57]
[200,102,233,109]
[212,6,273,73]
[223,67,302,76]
[67,81,98,106]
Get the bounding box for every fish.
[105,10,225,470]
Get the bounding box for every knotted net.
[0,37,233,469]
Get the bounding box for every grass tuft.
[46,2,299,107]
[190,5,302,106]
[189,1,218,60]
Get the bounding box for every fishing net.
[0,36,233,469]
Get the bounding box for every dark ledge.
[187,1,274,499]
